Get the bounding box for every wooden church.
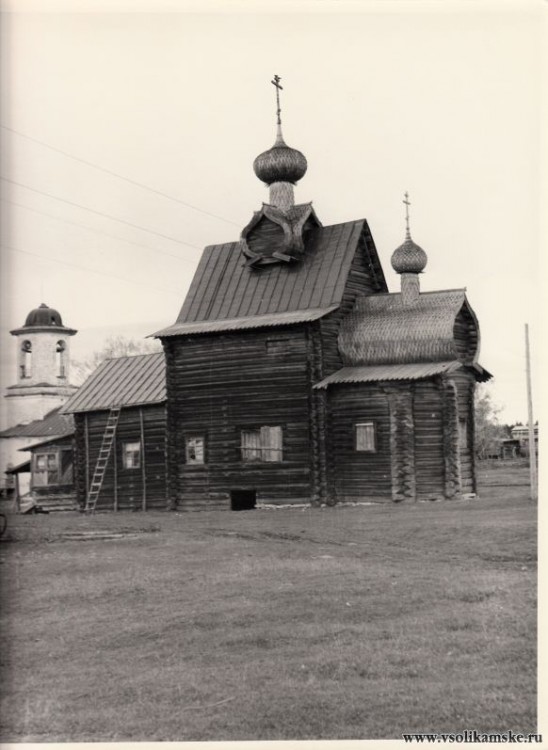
[152,77,492,511]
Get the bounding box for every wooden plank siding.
[164,327,313,509]
[73,405,166,511]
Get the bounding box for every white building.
[1,303,78,497]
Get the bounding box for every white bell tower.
[5,303,78,425]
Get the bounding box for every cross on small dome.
[253,75,308,187]
[391,192,428,275]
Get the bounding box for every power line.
[1,124,240,228]
[1,243,183,296]
[1,177,207,251]
[1,198,201,267]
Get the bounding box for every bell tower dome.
[5,303,78,424]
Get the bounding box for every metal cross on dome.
[271,74,283,125]
[403,191,412,239]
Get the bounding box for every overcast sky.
[0,0,544,426]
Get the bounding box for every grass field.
[0,463,537,741]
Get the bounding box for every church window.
[56,340,67,378]
[355,422,376,452]
[241,426,283,462]
[20,340,32,378]
[122,441,141,469]
[185,436,205,465]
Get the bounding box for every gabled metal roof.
[19,433,74,452]
[61,353,165,414]
[5,459,31,475]
[0,407,74,438]
[153,219,387,337]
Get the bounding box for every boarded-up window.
[458,419,468,450]
[33,451,59,486]
[241,426,283,462]
[185,436,205,465]
[123,441,141,469]
[355,423,376,452]
[266,338,303,356]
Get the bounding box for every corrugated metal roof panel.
[152,307,339,338]
[314,362,462,388]
[62,353,165,413]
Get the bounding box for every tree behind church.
[72,335,161,385]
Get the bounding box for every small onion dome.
[253,130,307,186]
[391,236,428,274]
[24,303,64,327]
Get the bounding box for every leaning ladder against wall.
[85,406,121,513]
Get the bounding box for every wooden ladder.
[85,406,121,513]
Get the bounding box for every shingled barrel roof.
[153,219,387,337]
[324,288,491,385]
[62,353,165,413]
[340,290,478,365]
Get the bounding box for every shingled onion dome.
[253,76,307,212]
[254,127,308,186]
[253,126,308,212]
[391,234,427,275]
[391,193,427,306]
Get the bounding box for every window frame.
[241,425,283,463]
[355,422,377,453]
[32,450,60,487]
[122,441,141,470]
[184,435,206,466]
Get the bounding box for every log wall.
[164,327,312,509]
[449,369,477,493]
[319,229,383,378]
[73,404,166,511]
[412,380,445,500]
[328,383,392,501]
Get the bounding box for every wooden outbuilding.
[153,88,491,510]
[62,353,166,511]
[20,432,76,511]
[1,406,75,508]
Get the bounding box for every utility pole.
[525,324,537,500]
